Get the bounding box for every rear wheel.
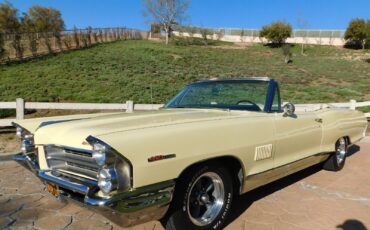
[323,137,348,171]
[164,164,233,230]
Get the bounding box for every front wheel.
[164,164,233,230]
[323,137,348,171]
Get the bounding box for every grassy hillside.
[0,40,369,106]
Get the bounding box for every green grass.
[0,40,369,106]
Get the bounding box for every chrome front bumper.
[13,152,175,227]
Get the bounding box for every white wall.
[173,31,345,46]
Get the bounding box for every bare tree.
[143,0,191,45]
[73,26,79,48]
[297,13,309,55]
[240,29,245,43]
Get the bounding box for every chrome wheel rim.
[187,172,225,226]
[336,138,346,164]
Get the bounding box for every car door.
[273,111,323,168]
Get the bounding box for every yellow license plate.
[47,182,60,197]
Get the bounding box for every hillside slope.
[0,40,369,105]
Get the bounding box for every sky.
[6,0,370,31]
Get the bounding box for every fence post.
[16,98,25,120]
[350,99,356,110]
[126,100,134,113]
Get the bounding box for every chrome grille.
[44,145,98,181]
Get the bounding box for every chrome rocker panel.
[13,152,175,227]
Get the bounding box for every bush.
[282,44,292,64]
[173,37,231,46]
[260,21,292,46]
[200,28,212,45]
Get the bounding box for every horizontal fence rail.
[0,98,369,127]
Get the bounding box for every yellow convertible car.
[13,78,367,230]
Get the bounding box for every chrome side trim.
[249,152,329,178]
[243,152,330,193]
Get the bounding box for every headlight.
[86,136,132,196]
[97,168,114,194]
[92,143,106,166]
[16,127,23,138]
[14,124,35,154]
[21,134,35,154]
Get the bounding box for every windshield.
[164,80,269,111]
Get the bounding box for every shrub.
[173,37,231,46]
[282,44,292,64]
[260,21,292,46]
[200,27,212,45]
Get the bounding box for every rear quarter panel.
[316,108,367,152]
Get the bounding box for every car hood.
[33,109,239,148]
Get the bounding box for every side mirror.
[283,103,295,117]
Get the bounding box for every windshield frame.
[164,79,281,113]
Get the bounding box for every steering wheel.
[236,100,261,111]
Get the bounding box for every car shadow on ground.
[225,144,361,227]
[337,219,368,230]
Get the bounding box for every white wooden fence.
[0,98,369,127]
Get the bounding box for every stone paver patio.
[0,139,369,230]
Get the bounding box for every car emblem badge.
[148,154,176,162]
